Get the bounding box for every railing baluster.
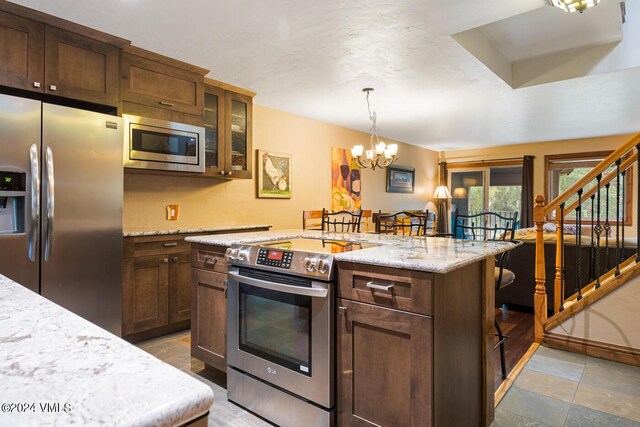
[576,189,583,301]
[615,159,621,277]
[621,169,626,268]
[559,203,565,312]
[589,194,595,281]
[604,183,611,271]
[594,174,602,289]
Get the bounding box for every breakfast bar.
[187,230,515,427]
[0,274,214,427]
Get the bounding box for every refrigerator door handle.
[44,146,55,262]
[28,144,40,262]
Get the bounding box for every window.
[449,164,523,226]
[545,152,632,225]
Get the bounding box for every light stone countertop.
[0,274,214,427]
[186,229,516,274]
[123,224,272,237]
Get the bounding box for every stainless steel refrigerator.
[0,93,123,335]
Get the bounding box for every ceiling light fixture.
[351,88,397,171]
[548,0,601,13]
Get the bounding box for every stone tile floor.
[138,330,640,426]
[137,330,271,426]
[493,345,640,426]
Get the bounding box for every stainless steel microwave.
[123,115,205,173]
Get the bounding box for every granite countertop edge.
[123,224,272,237]
[0,275,214,427]
[185,229,516,274]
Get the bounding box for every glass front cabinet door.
[203,82,253,179]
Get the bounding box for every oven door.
[227,267,333,409]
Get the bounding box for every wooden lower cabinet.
[191,267,227,372]
[337,298,433,427]
[123,254,170,335]
[169,251,192,324]
[122,235,193,340]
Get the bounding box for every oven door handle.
[228,271,328,298]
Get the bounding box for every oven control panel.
[256,248,293,269]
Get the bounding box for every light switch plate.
[166,204,179,221]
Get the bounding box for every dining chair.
[451,209,519,379]
[321,208,363,233]
[375,210,429,236]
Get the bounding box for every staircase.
[533,131,640,366]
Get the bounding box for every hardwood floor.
[494,306,535,393]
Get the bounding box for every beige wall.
[123,105,440,232]
[442,133,637,236]
[551,276,640,350]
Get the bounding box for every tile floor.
[493,346,640,427]
[137,330,640,427]
[137,331,271,426]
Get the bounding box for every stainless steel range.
[225,238,375,427]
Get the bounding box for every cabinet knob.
[220,171,226,175]
[49,84,57,91]
[227,171,232,176]
[171,256,179,263]
[159,101,175,107]
[161,258,169,264]
[33,82,41,88]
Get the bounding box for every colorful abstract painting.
[330,147,361,211]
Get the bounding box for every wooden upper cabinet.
[44,26,119,106]
[121,49,206,120]
[0,11,44,92]
[0,8,120,106]
[225,91,252,179]
[202,79,254,179]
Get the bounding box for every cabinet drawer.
[337,262,433,316]
[191,244,228,273]
[133,239,190,256]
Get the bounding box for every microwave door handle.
[44,146,55,262]
[28,144,40,262]
[227,271,328,298]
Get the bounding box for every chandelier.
[548,0,601,13]
[351,88,398,170]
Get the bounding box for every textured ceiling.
[9,0,640,150]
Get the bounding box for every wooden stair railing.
[533,131,640,342]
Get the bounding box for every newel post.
[533,195,547,343]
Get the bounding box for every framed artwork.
[257,150,292,198]
[386,165,415,193]
[330,147,361,210]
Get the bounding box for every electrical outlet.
[166,204,179,221]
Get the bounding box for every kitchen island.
[187,230,516,427]
[0,274,213,427]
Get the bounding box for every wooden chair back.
[321,208,362,233]
[375,210,429,236]
[302,210,324,230]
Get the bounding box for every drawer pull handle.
[159,101,175,107]
[203,256,218,265]
[366,281,394,291]
[163,242,178,247]
[338,306,348,315]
